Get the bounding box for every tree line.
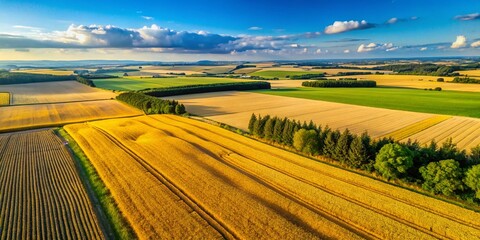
[248,113,480,202]
[334,72,372,76]
[289,73,326,80]
[0,71,75,85]
[302,80,376,88]
[116,92,186,115]
[373,64,460,76]
[140,81,271,97]
[75,76,96,87]
[452,77,480,84]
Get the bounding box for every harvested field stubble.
[0,100,142,132]
[170,91,480,151]
[0,81,116,105]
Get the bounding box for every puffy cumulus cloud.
[471,41,480,48]
[454,13,480,21]
[1,24,324,54]
[324,20,374,34]
[451,35,467,49]
[357,42,398,53]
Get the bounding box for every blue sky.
[0,0,479,60]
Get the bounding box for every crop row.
[0,130,104,239]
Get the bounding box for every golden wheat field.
[267,75,480,92]
[455,70,480,77]
[404,116,480,150]
[336,74,480,92]
[170,91,480,150]
[0,129,104,239]
[11,69,74,75]
[0,92,10,105]
[1,81,117,105]
[381,115,452,140]
[65,115,480,239]
[170,91,434,136]
[0,100,142,132]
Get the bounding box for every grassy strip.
[256,87,480,118]
[56,128,136,239]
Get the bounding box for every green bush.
[293,129,319,155]
[464,165,480,199]
[374,143,413,179]
[420,159,465,196]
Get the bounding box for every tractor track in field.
[137,118,376,239]
[88,124,237,240]
[153,115,480,237]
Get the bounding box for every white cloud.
[343,49,350,53]
[357,42,398,53]
[387,18,398,24]
[290,43,299,48]
[451,35,467,49]
[248,26,262,31]
[324,20,374,34]
[471,41,480,48]
[420,47,428,51]
[455,13,480,21]
[142,16,154,20]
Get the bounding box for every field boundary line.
[88,124,237,240]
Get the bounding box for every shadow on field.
[185,104,230,116]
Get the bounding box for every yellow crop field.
[233,67,261,74]
[455,70,480,77]
[405,116,480,151]
[335,74,480,92]
[382,115,452,140]
[0,130,104,239]
[0,100,142,132]
[11,69,74,75]
[171,91,433,137]
[1,81,117,105]
[171,91,479,150]
[66,115,480,239]
[0,92,10,105]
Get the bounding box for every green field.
[93,77,244,91]
[250,70,315,78]
[256,87,480,118]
